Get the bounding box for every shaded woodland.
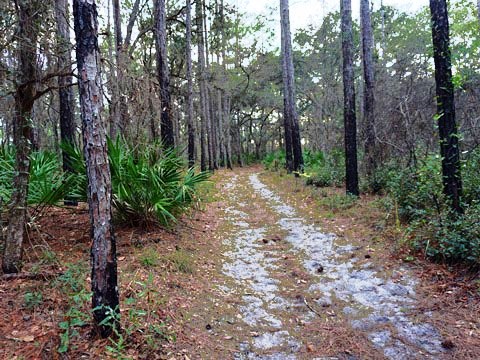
[1,0,480,357]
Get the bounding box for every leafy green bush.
[304,149,345,188]
[0,146,77,208]
[410,204,480,264]
[379,151,480,265]
[65,137,209,226]
[303,149,326,168]
[108,138,209,226]
[263,150,285,171]
[379,155,444,222]
[462,148,480,204]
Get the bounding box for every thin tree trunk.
[186,0,195,167]
[196,0,209,171]
[225,97,233,169]
[280,0,293,172]
[54,0,77,206]
[220,0,232,169]
[361,0,376,182]
[341,0,359,196]
[112,0,129,135]
[106,0,118,139]
[73,0,119,337]
[217,89,225,166]
[429,0,463,213]
[380,0,386,60]
[203,6,216,170]
[280,0,303,173]
[2,0,39,274]
[154,0,174,148]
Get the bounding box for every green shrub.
[411,204,480,264]
[318,193,357,211]
[108,138,209,226]
[303,149,326,168]
[304,149,345,188]
[379,155,444,222]
[65,138,209,226]
[263,150,285,171]
[0,146,78,208]
[379,151,480,265]
[462,148,480,204]
[24,291,43,309]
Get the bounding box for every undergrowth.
[0,139,210,226]
[376,150,480,266]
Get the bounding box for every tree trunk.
[341,0,359,196]
[2,0,39,274]
[154,0,174,148]
[225,97,233,169]
[361,0,376,182]
[112,0,129,136]
[203,8,216,170]
[429,0,463,213]
[186,0,195,167]
[280,0,303,174]
[54,0,77,206]
[220,0,232,170]
[73,0,119,337]
[196,0,209,171]
[280,2,293,172]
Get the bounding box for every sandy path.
[209,170,444,359]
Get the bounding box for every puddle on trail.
[248,173,444,359]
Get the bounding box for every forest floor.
[1,166,480,359]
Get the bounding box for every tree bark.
[73,0,119,337]
[2,0,39,274]
[429,0,463,213]
[280,0,303,174]
[361,0,376,182]
[154,0,174,148]
[54,0,77,205]
[186,0,195,167]
[341,0,359,196]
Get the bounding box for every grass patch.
[317,193,358,212]
[162,249,194,274]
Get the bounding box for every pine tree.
[341,0,359,196]
[73,0,120,336]
[429,0,463,213]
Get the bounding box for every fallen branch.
[303,297,323,317]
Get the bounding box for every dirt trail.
[195,169,446,359]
